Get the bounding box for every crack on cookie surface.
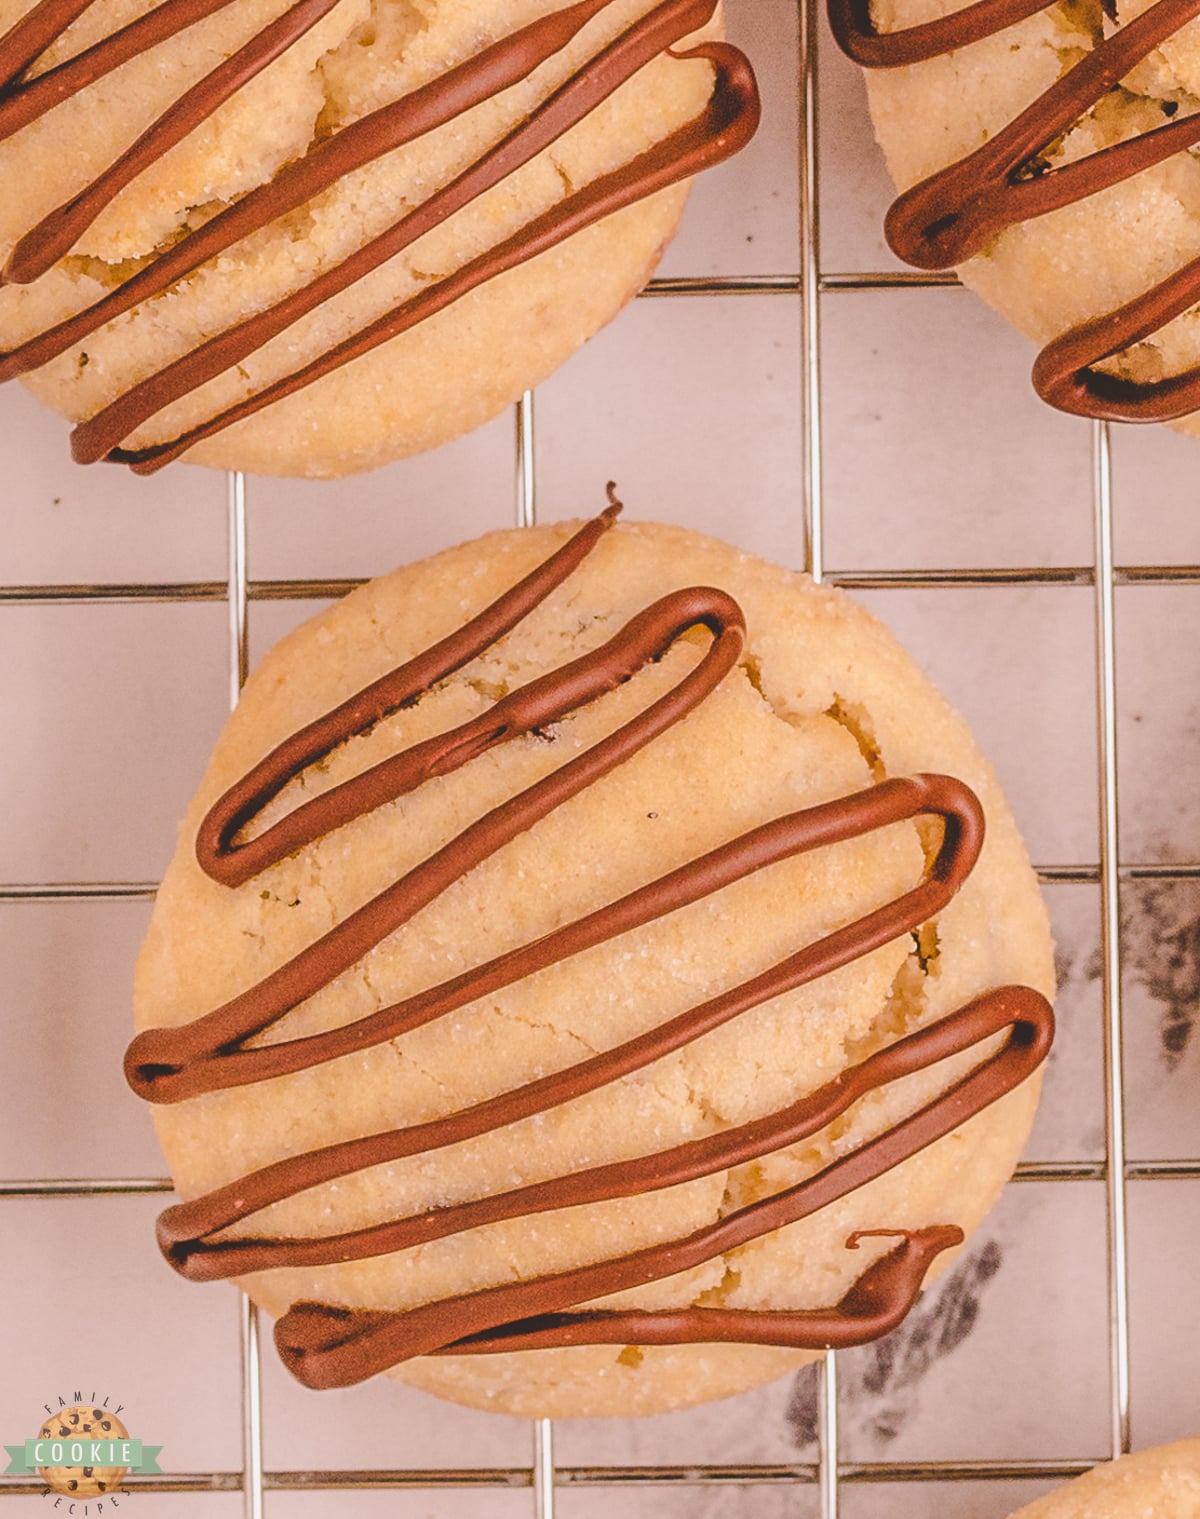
[487,1004,600,1062]
[826,695,887,782]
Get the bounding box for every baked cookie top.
[129,508,1055,1417]
[0,1,757,475]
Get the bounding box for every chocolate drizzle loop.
[828,0,1200,420]
[273,982,1048,1390]
[126,505,1054,1385]
[0,0,242,147]
[881,0,1200,271]
[154,762,988,1275]
[158,977,1040,1285]
[422,1227,968,1356]
[196,501,624,887]
[278,1226,976,1386]
[0,0,94,92]
[827,0,1049,68]
[0,0,760,464]
[125,562,749,1101]
[1031,248,1200,418]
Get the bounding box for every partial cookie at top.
[0,2,757,476]
[831,0,1200,433]
[130,515,1055,1417]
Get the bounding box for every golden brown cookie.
[128,509,1055,1417]
[1007,1439,1200,1517]
[829,0,1200,433]
[0,1,757,476]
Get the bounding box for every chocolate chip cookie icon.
[35,1407,129,1498]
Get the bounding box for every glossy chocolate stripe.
[273,986,1053,1387]
[0,0,243,144]
[125,583,746,1101]
[430,1228,966,1353]
[3,0,345,285]
[158,771,984,1278]
[826,0,1049,68]
[0,0,635,379]
[0,0,95,89]
[77,41,758,469]
[131,764,972,1107]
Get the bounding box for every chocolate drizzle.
[0,0,759,466]
[828,0,1200,422]
[277,1227,975,1386]
[126,506,1054,1389]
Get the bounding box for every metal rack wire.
[3,0,1200,1512]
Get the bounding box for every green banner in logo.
[4,1439,163,1475]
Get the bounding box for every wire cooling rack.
[3,0,1199,1513]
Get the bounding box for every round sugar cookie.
[1008,1439,1200,1517]
[831,0,1200,433]
[0,1,756,476]
[128,510,1055,1418]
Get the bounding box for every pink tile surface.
[264,1495,537,1519]
[535,295,804,564]
[855,586,1099,866]
[1,2,1198,1516]
[0,604,229,883]
[0,902,161,1178]
[820,291,1095,571]
[841,1483,1057,1518]
[1128,1181,1200,1450]
[0,1197,242,1471]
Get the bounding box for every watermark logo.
[4,1395,162,1510]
